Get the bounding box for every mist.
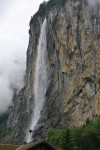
[0,0,48,114]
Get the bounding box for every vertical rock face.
[3,0,100,144]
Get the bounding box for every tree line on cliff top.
[29,0,67,25]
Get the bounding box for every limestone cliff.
[3,0,100,144]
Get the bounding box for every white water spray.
[26,18,47,142]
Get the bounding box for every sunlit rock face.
[3,0,100,144]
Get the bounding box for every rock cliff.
[3,0,100,144]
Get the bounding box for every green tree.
[46,116,100,150]
[60,129,76,150]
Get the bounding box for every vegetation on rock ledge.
[0,112,9,139]
[29,0,67,25]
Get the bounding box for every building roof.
[16,141,57,150]
[0,144,20,150]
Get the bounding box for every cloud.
[0,0,48,114]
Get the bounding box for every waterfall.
[26,18,47,143]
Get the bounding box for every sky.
[0,0,48,114]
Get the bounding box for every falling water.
[26,18,47,143]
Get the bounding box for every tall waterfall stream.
[26,18,47,142]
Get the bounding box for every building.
[0,144,20,150]
[16,141,57,150]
